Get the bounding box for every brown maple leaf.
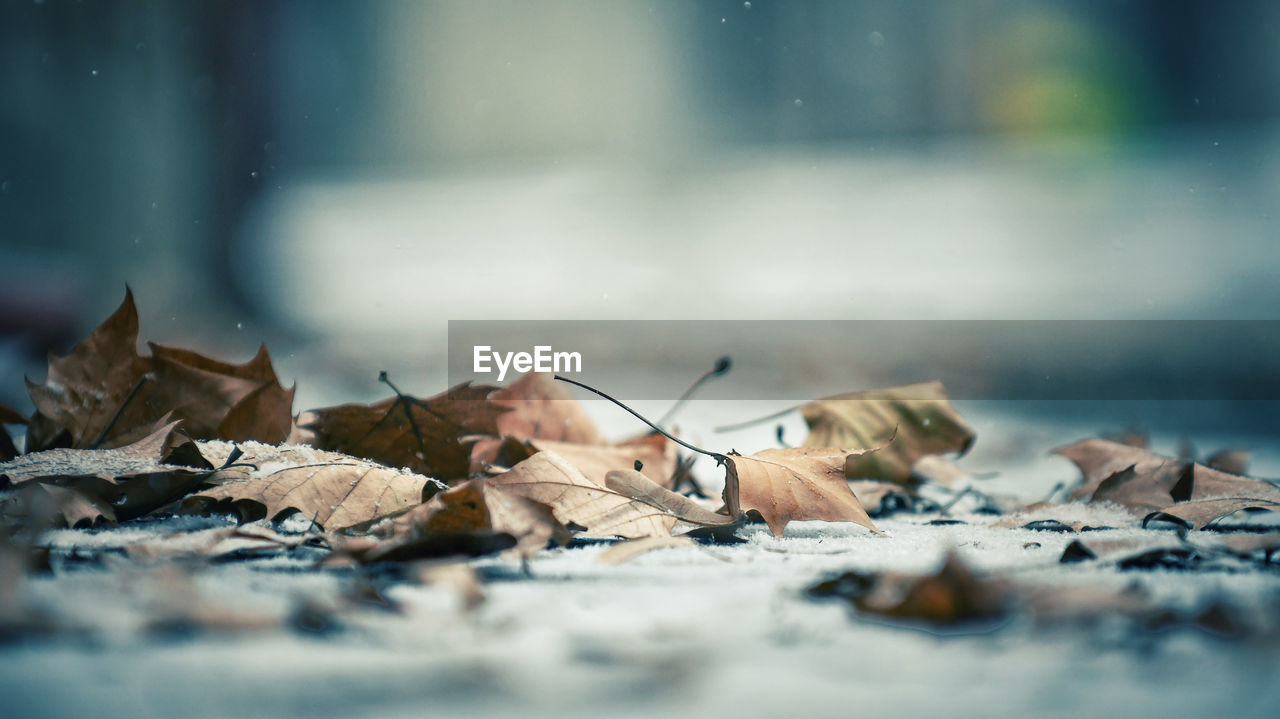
[146,343,295,444]
[1056,439,1280,526]
[188,443,442,531]
[0,421,212,527]
[801,381,974,484]
[25,288,152,451]
[723,447,882,537]
[301,379,504,481]
[1054,438,1185,501]
[24,290,296,451]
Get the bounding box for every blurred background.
[2,0,1279,423]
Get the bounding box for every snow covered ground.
[4,400,1279,719]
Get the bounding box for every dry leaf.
[301,382,504,481]
[188,442,439,531]
[808,552,1008,627]
[603,468,733,527]
[801,381,974,484]
[488,451,677,539]
[124,523,308,562]
[0,421,212,527]
[723,447,881,537]
[1055,438,1185,501]
[346,478,570,562]
[1144,497,1280,531]
[146,343,295,444]
[1053,445,1280,529]
[1089,465,1180,515]
[25,288,152,450]
[24,290,295,450]
[1168,462,1280,504]
[1054,440,1280,528]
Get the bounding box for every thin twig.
[656,356,731,428]
[554,375,726,463]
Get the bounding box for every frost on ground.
[3,401,1280,719]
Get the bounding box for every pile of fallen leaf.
[2,290,1279,641]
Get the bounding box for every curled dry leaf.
[343,478,570,562]
[1144,497,1280,531]
[188,442,440,531]
[603,468,733,527]
[724,447,881,537]
[124,523,309,562]
[489,451,677,539]
[301,382,504,481]
[801,381,975,484]
[0,421,211,527]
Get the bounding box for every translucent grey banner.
[447,320,1280,401]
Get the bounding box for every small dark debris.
[1118,548,1200,571]
[1023,520,1076,533]
[1060,540,1097,563]
[806,570,876,601]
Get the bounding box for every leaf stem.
[553,375,726,463]
[656,356,731,428]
